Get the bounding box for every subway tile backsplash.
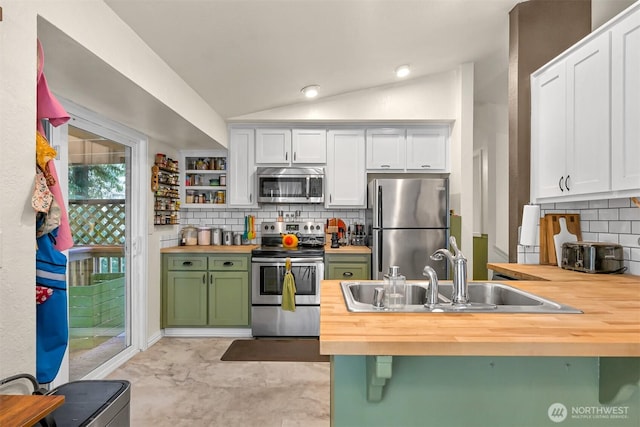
[179,205,366,243]
[531,197,640,275]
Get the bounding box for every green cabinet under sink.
[162,253,250,328]
[325,253,371,280]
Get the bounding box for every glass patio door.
[43,100,147,386]
[65,123,131,380]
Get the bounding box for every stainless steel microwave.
[256,167,324,204]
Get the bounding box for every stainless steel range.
[251,221,325,337]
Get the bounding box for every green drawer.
[326,254,371,264]
[166,255,208,271]
[208,255,249,271]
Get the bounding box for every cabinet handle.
[421,164,431,168]
[285,152,288,161]
[182,261,193,266]
[330,194,332,203]
[381,164,391,168]
[559,176,564,192]
[202,274,206,284]
[294,152,297,161]
[565,175,571,191]
[249,194,252,203]
[210,274,213,284]
[342,271,354,277]
[223,261,234,267]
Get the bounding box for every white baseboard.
[146,330,163,349]
[163,328,253,338]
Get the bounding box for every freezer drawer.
[251,305,319,337]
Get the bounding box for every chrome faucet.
[430,236,469,305]
[422,265,439,307]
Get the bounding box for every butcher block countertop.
[320,264,640,357]
[324,245,371,254]
[161,245,258,254]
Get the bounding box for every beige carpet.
[221,339,330,362]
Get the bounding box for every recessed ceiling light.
[395,65,411,78]
[301,85,320,98]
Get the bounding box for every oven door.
[251,258,323,305]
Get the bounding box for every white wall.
[0,3,39,379]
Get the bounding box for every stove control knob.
[270,225,275,230]
[304,225,309,230]
[315,225,321,230]
[264,225,269,231]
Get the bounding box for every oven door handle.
[252,257,324,263]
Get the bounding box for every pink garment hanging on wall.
[36,39,72,250]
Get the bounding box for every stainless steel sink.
[340,281,582,313]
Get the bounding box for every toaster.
[561,242,626,274]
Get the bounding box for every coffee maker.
[351,222,367,246]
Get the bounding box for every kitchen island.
[320,264,640,426]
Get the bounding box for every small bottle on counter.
[383,266,406,310]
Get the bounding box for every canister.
[211,228,222,245]
[223,231,233,246]
[233,233,242,245]
[197,227,212,246]
[220,174,227,186]
[182,226,198,246]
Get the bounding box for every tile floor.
[106,337,330,427]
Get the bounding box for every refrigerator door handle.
[377,229,383,273]
[377,185,383,228]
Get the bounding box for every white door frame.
[50,99,148,385]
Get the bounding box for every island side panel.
[332,355,640,427]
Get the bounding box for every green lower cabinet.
[325,253,371,280]
[208,271,249,326]
[163,253,250,328]
[166,271,208,326]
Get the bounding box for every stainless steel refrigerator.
[367,177,449,280]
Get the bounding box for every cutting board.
[545,214,582,266]
[539,216,549,264]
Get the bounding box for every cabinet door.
[566,31,611,196]
[208,272,249,326]
[325,254,371,280]
[612,7,640,191]
[229,128,256,207]
[366,129,405,170]
[292,129,327,164]
[531,62,567,199]
[326,130,366,207]
[405,127,449,172]
[255,129,292,164]
[166,271,208,326]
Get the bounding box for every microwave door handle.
[306,176,310,199]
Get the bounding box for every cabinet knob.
[223,261,234,267]
[343,271,354,277]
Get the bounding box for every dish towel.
[281,258,296,312]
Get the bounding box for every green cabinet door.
[166,271,208,326]
[208,271,249,326]
[325,254,371,280]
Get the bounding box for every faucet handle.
[449,236,465,259]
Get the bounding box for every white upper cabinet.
[565,31,611,196]
[255,128,292,165]
[326,130,366,208]
[255,128,326,165]
[229,128,256,207]
[366,128,405,170]
[531,2,640,203]
[405,126,449,172]
[292,129,327,164]
[611,6,640,191]
[531,61,568,199]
